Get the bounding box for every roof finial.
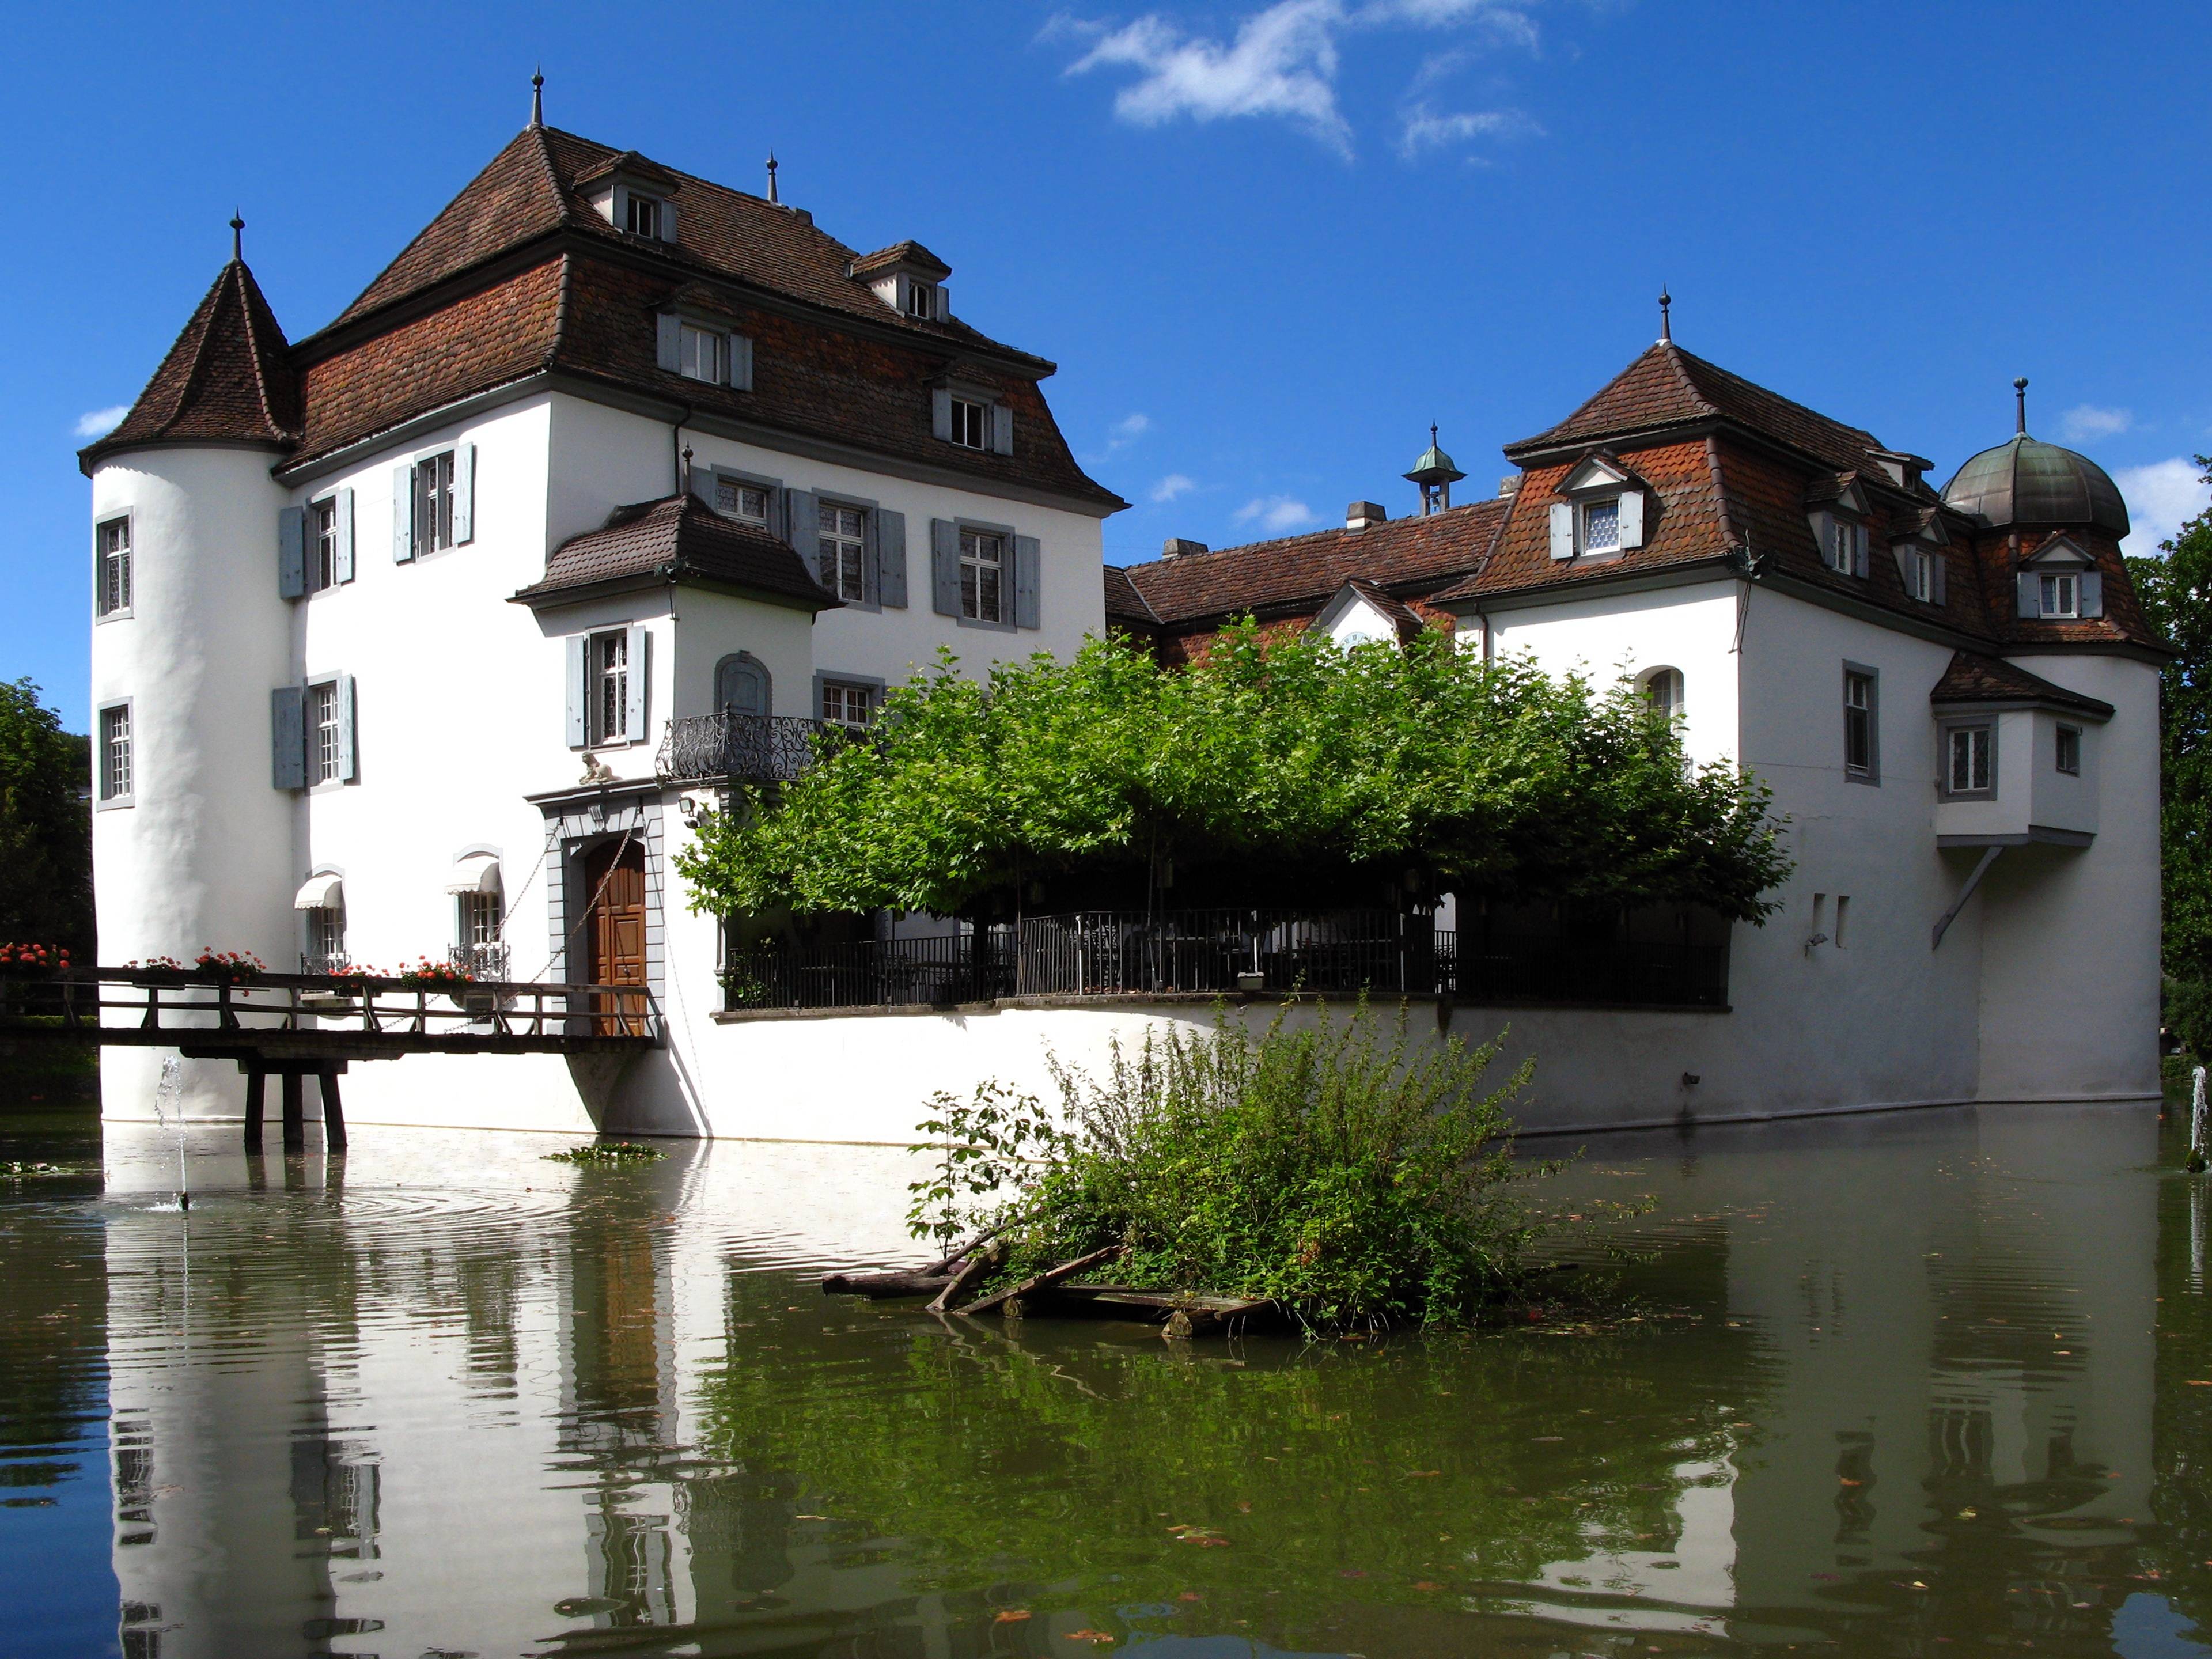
[681,444,695,493]
[230,211,244,263]
[766,151,779,204]
[530,66,544,127]
[2014,376,2028,436]
[1658,286,1672,343]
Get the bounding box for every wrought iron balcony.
[448,941,513,980]
[656,713,836,785]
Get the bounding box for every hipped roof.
[513,493,839,610]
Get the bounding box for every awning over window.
[445,852,501,895]
[293,873,343,911]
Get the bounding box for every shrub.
[914,999,1579,1329]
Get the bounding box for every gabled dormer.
[1546,451,1648,562]
[851,241,952,323]
[1888,505,1952,607]
[2014,534,2104,621]
[575,151,683,244]
[1806,472,1872,578]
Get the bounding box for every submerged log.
[927,1240,1006,1314]
[821,1269,956,1298]
[953,1245,1126,1318]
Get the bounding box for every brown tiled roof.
[79,260,298,471]
[1336,579,1426,642]
[1929,650,2115,717]
[853,241,950,279]
[1102,562,1158,626]
[513,493,838,609]
[1118,499,1508,627]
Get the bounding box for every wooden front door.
[584,840,649,1035]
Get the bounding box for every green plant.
[906,1081,1067,1250]
[543,1141,665,1164]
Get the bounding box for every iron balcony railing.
[657,713,840,786]
[722,910,1730,1014]
[448,941,513,980]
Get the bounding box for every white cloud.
[1236,494,1317,532]
[2117,457,2209,556]
[1104,412,1152,454]
[1150,472,1196,503]
[74,405,129,440]
[2059,403,2133,442]
[1397,103,1535,157]
[1059,0,1542,157]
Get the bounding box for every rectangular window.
[677,323,726,385]
[2040,571,2080,619]
[1843,670,1876,778]
[592,631,630,746]
[626,194,662,238]
[1830,518,1865,575]
[459,891,501,947]
[309,681,341,784]
[817,503,868,603]
[2056,723,2082,775]
[820,680,874,728]
[99,703,132,802]
[1947,724,1993,794]
[715,478,770,525]
[306,905,346,967]
[960,527,1005,623]
[96,517,131,618]
[1581,498,1620,555]
[949,396,988,450]
[1907,548,1933,602]
[412,450,456,556]
[906,281,937,319]
[310,497,340,592]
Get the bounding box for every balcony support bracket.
[1931,845,2004,950]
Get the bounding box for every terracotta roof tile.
[1929,649,2115,717]
[80,260,297,471]
[514,492,838,608]
[1102,562,1158,626]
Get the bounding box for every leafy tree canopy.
[0,679,91,955]
[676,626,1790,924]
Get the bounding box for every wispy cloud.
[1150,472,1196,503]
[1397,103,1535,157]
[73,406,129,440]
[1236,494,1317,532]
[2059,403,2132,442]
[1105,412,1152,453]
[2117,457,2207,556]
[1058,0,1543,158]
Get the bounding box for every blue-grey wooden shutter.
[1931,553,1948,607]
[623,624,650,742]
[931,388,953,442]
[876,510,908,608]
[2080,569,2104,617]
[1014,535,1041,629]
[271,687,306,789]
[565,636,588,748]
[931,518,960,616]
[1616,490,1645,549]
[335,674,358,782]
[991,402,1014,456]
[2017,570,2040,617]
[278,505,306,599]
[393,465,414,562]
[783,488,818,582]
[452,444,475,544]
[1548,502,1574,560]
[731,333,753,392]
[335,488,355,584]
[657,313,681,372]
[1851,527,1869,579]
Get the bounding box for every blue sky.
[7,1,2211,724]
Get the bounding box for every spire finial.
[681,444,694,493]
[1430,421,1439,445]
[1658,286,1672,343]
[2014,376,2028,436]
[766,151,779,204]
[230,211,244,262]
[530,66,544,127]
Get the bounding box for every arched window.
[714,653,771,718]
[1642,666,1685,723]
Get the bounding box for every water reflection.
[0,1103,2206,1656]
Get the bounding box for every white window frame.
[308,679,343,786]
[305,903,347,968]
[2039,571,2080,619]
[626,192,664,240]
[2056,723,2082,777]
[1642,666,1685,724]
[1907,547,1933,603]
[1580,496,1622,556]
[677,322,728,386]
[589,630,631,748]
[1942,721,1995,799]
[309,494,341,593]
[1828,517,1866,576]
[949,396,989,450]
[97,699,133,809]
[713,475,772,527]
[94,514,132,620]
[817,502,869,604]
[905,279,938,320]
[960,526,1007,624]
[458,889,502,947]
[819,679,876,729]
[412,449,457,556]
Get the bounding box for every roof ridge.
[1123,498,1501,577]
[230,262,294,442]
[1669,344,1882,450]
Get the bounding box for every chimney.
[1162,537,1208,560]
[1346,501,1388,531]
[1498,476,1521,498]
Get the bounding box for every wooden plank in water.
[953,1245,1125,1317]
[1051,1284,1270,1317]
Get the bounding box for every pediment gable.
[1559,451,1641,496]
[2022,533,2093,569]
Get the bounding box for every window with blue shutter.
[278,506,306,599]
[565,636,588,748]
[876,510,908,609]
[335,675,357,782]
[392,465,414,562]
[451,444,474,544]
[930,518,960,616]
[271,687,306,790]
[623,624,650,742]
[1014,535,1041,629]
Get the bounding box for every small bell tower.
[1403,425,1467,516]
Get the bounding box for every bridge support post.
[318,1067,347,1151]
[281,1072,305,1151]
[243,1069,266,1149]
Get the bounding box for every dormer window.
[1581,498,1620,555]
[949,396,988,450]
[655,308,753,391]
[933,384,1013,454]
[626,193,664,239]
[2039,571,2080,619]
[677,322,727,385]
[1825,517,1866,577]
[2014,535,2103,621]
[1547,453,1647,562]
[906,281,938,320]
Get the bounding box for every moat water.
[3,1097,2210,1658]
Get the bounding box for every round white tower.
[83,246,301,1120]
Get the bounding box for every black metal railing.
[721,910,1729,1013]
[448,941,513,979]
[657,713,832,785]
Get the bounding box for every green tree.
[2125,458,2212,1051]
[0,679,92,956]
[675,626,1790,927]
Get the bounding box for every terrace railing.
[657,713,834,786]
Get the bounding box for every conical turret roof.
[79,257,297,474]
